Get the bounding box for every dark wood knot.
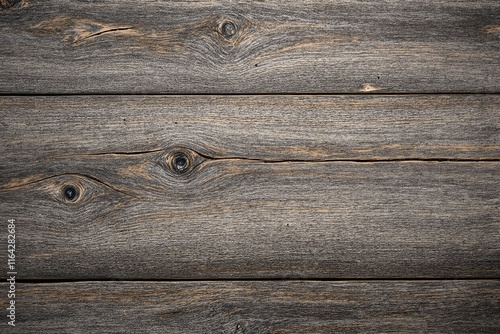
[163,147,205,177]
[172,152,189,173]
[167,149,194,175]
[220,20,237,39]
[62,184,80,203]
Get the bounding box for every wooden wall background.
[1,0,499,333]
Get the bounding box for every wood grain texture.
[1,159,498,279]
[1,1,498,331]
[0,95,498,279]
[1,281,498,333]
[1,0,499,93]
[0,95,498,161]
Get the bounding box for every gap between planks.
[15,278,500,284]
[2,93,500,97]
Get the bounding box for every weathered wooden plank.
[1,158,498,279]
[1,1,499,93]
[1,95,499,279]
[1,95,498,161]
[1,281,498,333]
[0,95,498,279]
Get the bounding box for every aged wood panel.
[0,95,498,279]
[1,95,499,161]
[1,281,498,333]
[1,1,497,332]
[1,0,499,94]
[1,159,498,279]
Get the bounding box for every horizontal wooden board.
[1,1,499,93]
[1,159,498,279]
[0,95,498,279]
[1,95,499,161]
[1,281,498,333]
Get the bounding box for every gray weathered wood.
[1,159,498,279]
[1,95,498,161]
[1,281,499,333]
[1,1,499,93]
[0,95,498,279]
[1,1,498,331]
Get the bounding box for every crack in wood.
[71,26,135,45]
[84,148,164,156]
[74,149,500,163]
[195,149,500,164]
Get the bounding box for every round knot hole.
[62,184,79,202]
[170,151,191,174]
[221,21,237,38]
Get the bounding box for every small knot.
[220,21,237,39]
[62,184,79,202]
[164,147,204,177]
[168,150,193,175]
[173,152,189,173]
[234,322,247,333]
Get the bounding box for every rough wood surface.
[1,95,498,161]
[1,0,499,94]
[2,160,498,279]
[1,95,498,279]
[1,1,498,331]
[0,281,498,333]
